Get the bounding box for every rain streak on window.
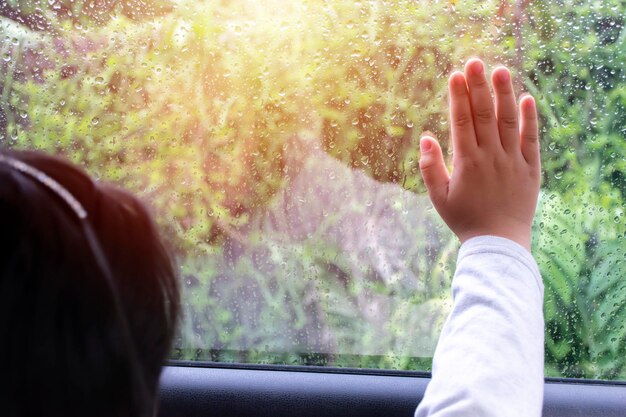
[1,0,625,380]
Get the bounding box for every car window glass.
[1,0,625,380]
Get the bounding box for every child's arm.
[414,59,544,417]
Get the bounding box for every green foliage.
[533,190,626,379]
[520,0,626,379]
[4,0,509,250]
[305,1,509,190]
[1,0,172,29]
[588,240,626,378]
[523,0,626,201]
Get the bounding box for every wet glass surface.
[1,0,625,379]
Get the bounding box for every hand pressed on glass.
[419,58,541,250]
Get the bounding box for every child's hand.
[419,58,541,250]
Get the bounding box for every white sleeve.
[415,235,545,417]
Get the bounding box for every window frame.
[159,362,626,417]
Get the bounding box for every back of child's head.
[0,149,180,417]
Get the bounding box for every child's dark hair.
[0,149,180,417]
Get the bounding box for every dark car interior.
[158,364,626,417]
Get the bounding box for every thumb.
[419,136,450,207]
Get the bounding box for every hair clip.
[0,154,88,219]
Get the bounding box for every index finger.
[449,71,478,156]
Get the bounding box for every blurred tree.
[0,0,172,30]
